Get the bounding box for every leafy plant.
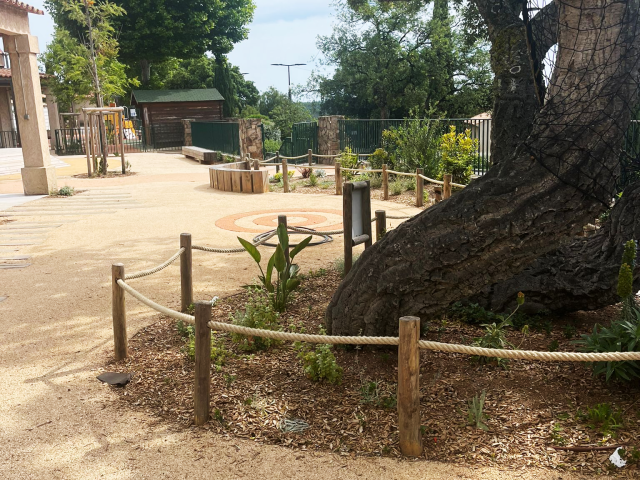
[563,324,577,339]
[390,179,404,196]
[439,125,478,185]
[298,167,313,179]
[52,186,76,196]
[176,319,194,339]
[264,138,282,153]
[548,339,560,352]
[577,239,640,382]
[315,169,326,178]
[187,334,228,371]
[467,390,489,431]
[273,170,294,182]
[296,343,343,384]
[230,292,282,351]
[471,293,528,368]
[238,224,312,312]
[578,403,623,437]
[338,147,359,180]
[307,172,319,187]
[359,380,397,408]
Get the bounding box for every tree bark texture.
[473,179,640,313]
[326,0,640,336]
[474,0,540,166]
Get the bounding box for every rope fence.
[110,218,640,457]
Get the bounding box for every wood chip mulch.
[107,268,640,476]
[73,171,137,179]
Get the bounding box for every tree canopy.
[313,0,492,118]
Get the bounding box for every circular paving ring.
[253,226,333,248]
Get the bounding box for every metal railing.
[191,121,240,155]
[0,130,19,149]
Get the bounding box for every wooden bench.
[209,161,269,194]
[182,146,217,165]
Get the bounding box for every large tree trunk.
[473,180,640,314]
[326,0,640,336]
[474,0,541,166]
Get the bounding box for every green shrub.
[439,126,478,185]
[359,380,396,408]
[273,170,294,182]
[338,147,359,180]
[177,319,194,338]
[390,179,404,196]
[187,334,228,370]
[238,224,312,312]
[264,138,282,153]
[578,403,623,437]
[296,343,343,384]
[370,108,441,178]
[307,172,318,186]
[363,173,383,189]
[467,390,489,431]
[577,239,640,382]
[231,293,282,351]
[52,186,75,196]
[315,169,327,178]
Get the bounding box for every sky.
[18,0,337,97]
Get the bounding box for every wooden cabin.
[131,89,225,129]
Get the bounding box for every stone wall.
[237,118,263,160]
[317,115,344,164]
[182,118,195,146]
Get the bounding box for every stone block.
[22,166,57,195]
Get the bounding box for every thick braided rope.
[124,248,185,280]
[192,231,277,254]
[386,170,416,177]
[116,280,640,362]
[288,225,345,235]
[418,174,444,186]
[280,154,308,160]
[117,279,195,323]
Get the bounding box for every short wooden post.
[180,233,193,313]
[335,161,342,195]
[343,183,353,275]
[443,174,452,199]
[83,111,91,176]
[278,215,289,259]
[308,148,313,167]
[253,159,260,171]
[398,316,422,457]
[434,186,442,203]
[119,112,126,174]
[416,168,424,207]
[112,263,127,360]
[375,210,386,242]
[282,158,289,193]
[194,301,212,426]
[382,164,389,200]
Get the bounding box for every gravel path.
[0,153,585,479]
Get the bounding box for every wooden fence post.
[119,112,126,174]
[343,183,353,275]
[180,233,193,313]
[84,111,91,176]
[308,148,313,167]
[112,263,127,360]
[443,174,452,199]
[382,164,389,200]
[282,158,289,193]
[194,301,212,426]
[375,210,386,242]
[278,215,289,259]
[335,161,342,195]
[434,187,442,203]
[398,316,422,457]
[416,168,424,207]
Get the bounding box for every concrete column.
[6,34,56,194]
[43,87,60,133]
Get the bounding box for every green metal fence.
[191,122,240,155]
[292,122,318,156]
[339,118,493,175]
[147,123,184,151]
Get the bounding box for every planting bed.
[108,268,640,477]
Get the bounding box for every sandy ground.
[0,153,583,479]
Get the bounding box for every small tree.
[50,0,136,173]
[439,126,478,184]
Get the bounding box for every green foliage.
[576,310,640,382]
[370,109,442,177]
[187,334,228,371]
[238,224,312,312]
[578,403,623,437]
[361,172,383,189]
[333,253,360,278]
[256,88,314,139]
[439,126,478,184]
[548,339,560,352]
[471,293,528,368]
[296,343,343,384]
[389,177,415,196]
[231,293,282,351]
[272,170,295,183]
[619,240,638,323]
[176,319,194,338]
[313,0,492,119]
[359,380,397,409]
[308,173,319,187]
[264,139,282,154]
[42,1,138,109]
[467,390,489,431]
[51,186,76,197]
[338,147,359,181]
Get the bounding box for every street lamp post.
[271,63,306,101]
